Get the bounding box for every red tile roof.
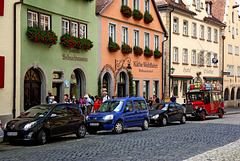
[211,0,226,22]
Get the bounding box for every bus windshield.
[187,93,203,102]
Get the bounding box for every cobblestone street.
[0,114,240,161]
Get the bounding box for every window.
[183,21,188,35]
[182,49,188,63]
[192,0,196,5]
[232,11,234,23]
[133,30,139,47]
[174,0,179,3]
[133,80,140,97]
[200,25,204,39]
[173,18,179,33]
[231,88,235,100]
[192,50,196,64]
[207,27,211,41]
[206,53,211,65]
[206,3,211,15]
[228,44,233,54]
[153,81,159,97]
[227,64,234,76]
[144,32,150,48]
[121,0,128,6]
[143,80,150,99]
[139,100,147,110]
[192,23,197,37]
[27,11,38,27]
[214,29,218,42]
[52,106,67,117]
[133,0,139,10]
[196,0,200,10]
[232,27,235,39]
[183,80,188,96]
[224,88,229,101]
[109,23,116,42]
[173,47,178,62]
[121,26,129,44]
[229,25,231,32]
[173,80,178,96]
[80,24,87,39]
[201,2,203,9]
[62,19,69,35]
[144,0,150,12]
[237,88,240,99]
[40,14,50,30]
[154,35,159,50]
[133,100,142,110]
[199,52,204,65]
[237,66,240,76]
[71,22,78,37]
[235,46,239,55]
[125,101,133,112]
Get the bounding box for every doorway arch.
[116,70,128,97]
[101,69,114,98]
[224,88,229,101]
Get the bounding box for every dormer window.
[206,2,212,15]
[173,0,179,3]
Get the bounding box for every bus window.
[204,93,210,104]
[212,93,218,103]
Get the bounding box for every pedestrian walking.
[49,96,57,104]
[102,92,110,102]
[46,90,52,104]
[170,94,176,102]
[64,94,72,103]
[84,94,93,116]
[153,95,160,104]
[79,95,87,115]
[71,95,79,105]
[148,97,153,107]
[92,95,101,113]
[88,93,94,102]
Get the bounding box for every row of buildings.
[0,0,239,123]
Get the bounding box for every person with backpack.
[92,95,101,113]
[84,94,93,116]
[102,92,110,102]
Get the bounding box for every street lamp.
[126,63,132,71]
[169,67,175,75]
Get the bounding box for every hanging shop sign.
[62,54,88,62]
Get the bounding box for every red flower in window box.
[144,46,153,57]
[120,5,132,18]
[108,37,120,52]
[121,43,132,54]
[27,26,58,47]
[144,11,153,24]
[133,46,143,56]
[132,9,143,20]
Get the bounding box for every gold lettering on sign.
[133,61,158,68]
[183,67,191,73]
[139,69,153,73]
[62,54,88,62]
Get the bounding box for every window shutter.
[0,0,4,16]
[0,56,4,88]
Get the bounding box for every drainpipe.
[13,0,23,118]
[169,7,174,97]
[162,35,168,100]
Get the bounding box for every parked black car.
[4,103,86,145]
[149,103,186,126]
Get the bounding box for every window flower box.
[154,49,163,58]
[132,9,143,20]
[108,37,120,52]
[144,11,153,24]
[121,43,132,54]
[144,46,153,57]
[60,33,93,51]
[133,46,143,56]
[27,26,58,47]
[120,5,132,18]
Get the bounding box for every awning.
[170,75,193,80]
[203,76,222,81]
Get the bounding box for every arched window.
[237,88,240,99]
[224,88,229,101]
[231,88,235,100]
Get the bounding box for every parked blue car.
[86,97,149,134]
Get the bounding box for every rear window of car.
[133,100,142,111]
[139,100,147,110]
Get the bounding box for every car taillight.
[0,120,2,128]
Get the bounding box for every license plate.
[89,123,99,126]
[7,132,17,136]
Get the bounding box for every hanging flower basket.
[132,9,143,20]
[60,33,93,51]
[108,37,120,52]
[27,26,58,47]
[154,49,163,58]
[121,43,132,54]
[120,5,132,18]
[144,47,153,57]
[144,11,153,24]
[133,46,143,56]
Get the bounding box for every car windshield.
[97,101,123,112]
[149,104,168,111]
[187,93,203,102]
[19,105,53,118]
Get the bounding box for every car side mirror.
[124,107,130,112]
[50,114,57,118]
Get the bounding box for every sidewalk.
[225,107,240,115]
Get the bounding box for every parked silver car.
[0,120,4,143]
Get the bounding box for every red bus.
[184,82,224,120]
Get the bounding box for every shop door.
[52,83,61,103]
[118,84,126,97]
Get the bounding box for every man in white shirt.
[84,94,93,116]
[102,92,110,102]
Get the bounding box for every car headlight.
[104,115,114,120]
[23,121,37,131]
[152,114,159,119]
[195,106,198,109]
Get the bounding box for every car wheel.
[218,109,223,118]
[141,119,149,130]
[37,130,47,145]
[76,124,86,138]
[88,129,97,135]
[200,111,206,120]
[113,121,123,134]
[161,116,167,126]
[180,115,186,124]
